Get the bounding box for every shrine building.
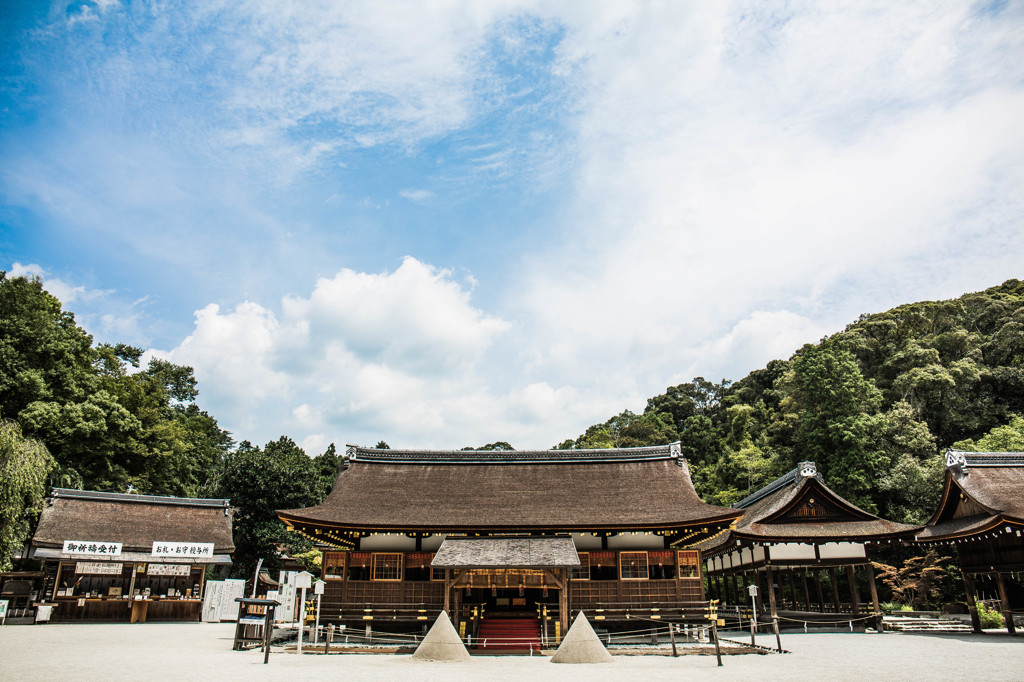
[698,462,918,630]
[277,443,741,636]
[916,450,1024,635]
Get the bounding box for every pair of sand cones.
[411,610,613,664]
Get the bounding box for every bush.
[880,601,912,613]
[977,601,1005,629]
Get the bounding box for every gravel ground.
[1,622,1022,681]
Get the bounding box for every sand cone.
[550,611,614,664]
[411,610,472,661]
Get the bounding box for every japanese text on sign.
[151,542,214,558]
[62,540,123,556]
[147,563,192,576]
[75,562,124,575]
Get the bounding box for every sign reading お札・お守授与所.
[62,540,122,556]
[151,542,214,558]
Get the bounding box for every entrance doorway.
[466,587,557,615]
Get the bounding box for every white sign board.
[295,571,313,589]
[63,540,122,557]
[147,563,191,576]
[313,580,325,596]
[218,579,246,622]
[747,584,759,597]
[0,599,8,625]
[75,562,124,575]
[202,581,224,622]
[151,542,214,559]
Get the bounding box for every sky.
[2,1,1023,454]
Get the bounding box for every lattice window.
[589,550,617,581]
[619,551,649,580]
[372,553,402,581]
[676,550,700,579]
[431,567,447,581]
[571,552,590,580]
[648,550,675,579]
[323,552,346,580]
[347,552,372,581]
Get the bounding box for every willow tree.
[0,419,54,569]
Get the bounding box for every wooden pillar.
[559,571,569,634]
[787,570,799,609]
[814,569,826,612]
[443,569,451,614]
[962,572,983,633]
[846,565,860,615]
[994,572,1016,636]
[867,563,881,616]
[830,569,841,612]
[801,569,812,610]
[730,573,740,605]
[765,565,778,621]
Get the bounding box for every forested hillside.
[558,279,1024,525]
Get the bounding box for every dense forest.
[2,272,1024,583]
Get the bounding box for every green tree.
[0,419,54,570]
[953,415,1024,452]
[779,341,885,509]
[217,437,323,577]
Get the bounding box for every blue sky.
[2,1,1023,452]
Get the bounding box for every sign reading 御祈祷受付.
[62,540,122,556]
[151,542,214,558]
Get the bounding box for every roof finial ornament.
[945,449,968,475]
[798,462,817,478]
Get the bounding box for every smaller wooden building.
[29,488,234,622]
[699,462,918,628]
[916,450,1024,634]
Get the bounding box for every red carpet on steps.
[475,617,542,651]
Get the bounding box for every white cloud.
[152,258,572,448]
[398,189,434,202]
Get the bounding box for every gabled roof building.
[278,443,741,636]
[30,488,234,622]
[698,462,918,628]
[916,450,1024,634]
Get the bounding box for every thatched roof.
[917,451,1024,542]
[31,488,235,555]
[278,444,740,535]
[698,462,918,556]
[431,537,580,568]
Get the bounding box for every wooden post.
[846,565,860,615]
[962,572,982,633]
[765,564,779,621]
[829,569,841,612]
[994,572,1016,636]
[866,563,881,630]
[712,621,723,667]
[814,569,826,612]
[443,568,451,614]
[801,569,812,611]
[787,569,799,609]
[730,573,740,605]
[669,623,678,657]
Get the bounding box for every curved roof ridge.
[732,462,822,509]
[945,449,1024,469]
[346,442,682,464]
[50,488,231,508]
